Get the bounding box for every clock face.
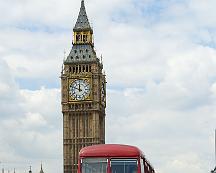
[69,79,91,101]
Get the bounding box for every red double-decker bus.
[78,144,155,173]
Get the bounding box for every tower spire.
[29,166,32,173]
[39,163,44,173]
[73,0,92,32]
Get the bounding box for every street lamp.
[211,129,216,173]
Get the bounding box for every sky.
[0,0,216,173]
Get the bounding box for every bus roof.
[79,144,144,158]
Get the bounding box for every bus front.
[80,157,139,173]
[78,144,144,173]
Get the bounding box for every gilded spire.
[73,0,92,32]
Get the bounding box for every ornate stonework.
[61,1,106,173]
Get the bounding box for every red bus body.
[78,144,155,173]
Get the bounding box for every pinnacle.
[73,0,92,32]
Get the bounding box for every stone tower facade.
[61,1,106,173]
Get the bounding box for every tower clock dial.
[69,79,91,101]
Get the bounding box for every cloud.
[0,58,62,172]
[106,88,216,173]
[0,0,216,173]
[0,87,62,172]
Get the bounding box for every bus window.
[111,159,138,173]
[81,158,107,173]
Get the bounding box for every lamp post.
[211,129,216,173]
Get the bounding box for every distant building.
[211,167,216,173]
[29,167,32,173]
[39,164,44,173]
[27,164,45,173]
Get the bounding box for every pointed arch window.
[83,35,88,42]
[76,34,81,42]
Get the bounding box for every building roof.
[73,0,92,32]
[79,144,144,158]
[65,44,98,64]
[64,0,97,64]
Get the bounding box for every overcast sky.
[0,0,216,173]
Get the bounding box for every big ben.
[61,1,106,173]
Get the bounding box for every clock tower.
[61,1,106,173]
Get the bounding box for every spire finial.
[64,49,66,60]
[73,0,92,32]
[29,166,32,173]
[39,162,44,173]
[100,54,103,64]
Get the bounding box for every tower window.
[71,56,73,59]
[76,56,79,59]
[76,66,78,73]
[89,55,91,58]
[83,55,85,59]
[74,50,77,53]
[83,35,87,42]
[69,67,72,72]
[86,49,88,53]
[76,33,81,42]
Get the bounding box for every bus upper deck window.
[81,158,107,173]
[110,159,138,173]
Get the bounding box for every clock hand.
[78,83,82,92]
